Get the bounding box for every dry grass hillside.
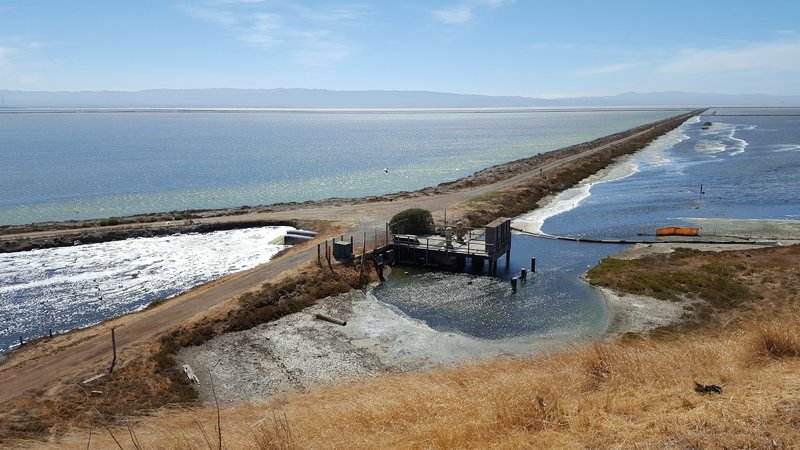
[33,244,800,449]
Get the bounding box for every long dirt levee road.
[0,114,697,405]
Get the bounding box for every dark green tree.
[389,208,434,235]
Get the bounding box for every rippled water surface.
[0,109,684,225]
[374,236,626,340]
[0,227,290,353]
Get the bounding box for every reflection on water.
[374,234,626,340]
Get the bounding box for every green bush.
[389,208,433,235]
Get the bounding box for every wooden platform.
[391,218,512,276]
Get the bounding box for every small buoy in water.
[384,167,389,173]
[404,271,409,275]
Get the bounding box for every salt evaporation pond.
[0,226,291,354]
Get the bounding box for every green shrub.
[389,208,434,235]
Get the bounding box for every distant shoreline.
[3,87,798,108]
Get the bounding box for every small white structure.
[183,364,200,384]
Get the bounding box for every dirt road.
[0,120,683,405]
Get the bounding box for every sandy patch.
[684,217,800,246]
[597,287,692,335]
[610,242,770,260]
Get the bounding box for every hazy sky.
[1,0,799,97]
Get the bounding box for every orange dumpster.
[656,227,700,236]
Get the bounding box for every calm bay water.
[0,108,683,225]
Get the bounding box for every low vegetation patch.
[226,268,367,333]
[589,254,750,306]
[589,245,800,326]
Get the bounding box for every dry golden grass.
[31,305,800,449]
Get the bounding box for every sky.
[1,0,799,98]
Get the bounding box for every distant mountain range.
[1,88,798,109]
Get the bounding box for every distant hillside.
[556,91,800,107]
[1,88,798,109]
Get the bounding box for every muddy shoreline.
[180,285,578,405]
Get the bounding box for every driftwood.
[315,313,347,326]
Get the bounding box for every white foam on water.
[728,126,751,156]
[513,154,649,234]
[0,226,292,352]
[770,144,800,152]
[513,183,594,235]
[697,122,752,156]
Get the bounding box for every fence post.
[109,328,117,373]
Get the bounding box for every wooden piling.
[109,328,117,374]
[511,277,518,293]
[521,268,527,281]
[377,263,385,281]
[531,257,536,273]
